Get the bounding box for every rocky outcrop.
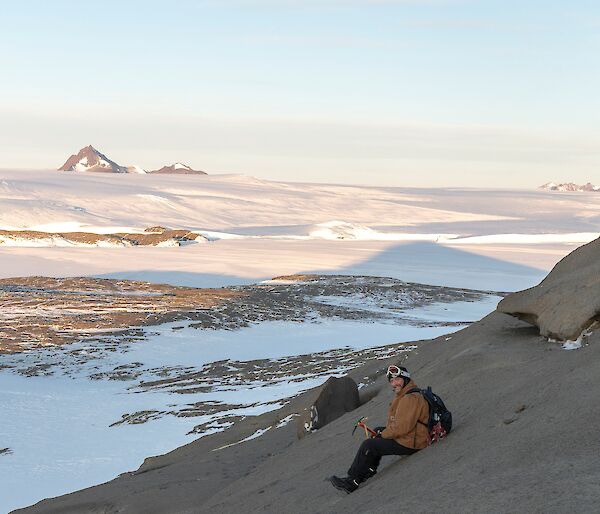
[150,163,207,175]
[144,226,168,233]
[539,182,600,192]
[0,228,206,248]
[297,376,360,438]
[498,236,600,340]
[114,229,204,246]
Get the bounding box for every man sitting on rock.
[330,365,429,493]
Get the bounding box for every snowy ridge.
[539,181,600,192]
[126,165,147,174]
[306,220,457,241]
[194,223,597,245]
[150,162,207,174]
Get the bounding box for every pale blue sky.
[0,0,598,186]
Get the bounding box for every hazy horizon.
[0,163,583,190]
[1,0,598,187]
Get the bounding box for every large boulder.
[297,376,360,438]
[498,237,600,340]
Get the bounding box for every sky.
[0,0,598,187]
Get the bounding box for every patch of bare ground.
[0,274,499,429]
[0,228,206,247]
[269,274,321,282]
[0,274,498,355]
[116,342,411,428]
[0,277,241,353]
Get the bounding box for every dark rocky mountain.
[150,163,207,175]
[58,148,206,175]
[58,146,128,173]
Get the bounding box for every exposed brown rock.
[0,229,206,247]
[271,274,320,282]
[0,277,240,353]
[144,226,168,233]
[114,230,204,246]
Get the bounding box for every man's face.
[389,377,404,394]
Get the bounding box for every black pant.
[348,437,417,481]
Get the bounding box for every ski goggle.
[386,365,410,382]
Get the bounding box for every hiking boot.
[329,475,359,494]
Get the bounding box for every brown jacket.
[380,380,429,449]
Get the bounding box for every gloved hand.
[373,426,386,438]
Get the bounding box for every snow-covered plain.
[0,169,598,290]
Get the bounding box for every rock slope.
[498,236,600,341]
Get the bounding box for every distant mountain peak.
[126,164,148,174]
[539,182,600,192]
[58,146,127,173]
[58,147,207,175]
[150,163,207,175]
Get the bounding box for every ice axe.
[352,416,378,439]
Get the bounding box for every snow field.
[0,169,595,294]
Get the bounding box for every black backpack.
[408,386,452,444]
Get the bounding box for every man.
[330,365,429,493]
